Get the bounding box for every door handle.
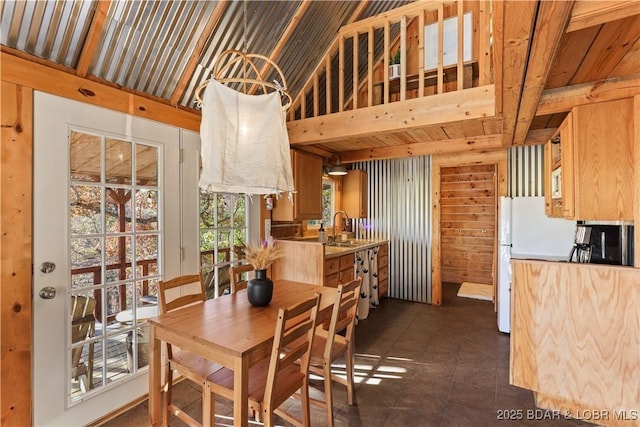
[39,286,57,299]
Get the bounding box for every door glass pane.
[135,189,158,230]
[105,138,132,184]
[70,185,102,234]
[69,130,162,402]
[70,131,101,182]
[106,189,133,233]
[136,144,158,186]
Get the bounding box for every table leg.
[148,326,162,426]
[233,355,249,426]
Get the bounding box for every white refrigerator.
[497,196,576,333]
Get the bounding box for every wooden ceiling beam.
[567,0,640,32]
[339,134,503,163]
[2,51,200,131]
[76,1,111,77]
[248,0,312,95]
[288,85,495,145]
[537,73,640,115]
[499,0,538,147]
[168,1,228,106]
[512,0,574,145]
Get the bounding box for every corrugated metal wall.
[353,156,431,303]
[508,145,544,197]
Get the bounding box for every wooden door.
[440,164,496,285]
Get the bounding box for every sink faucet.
[332,210,350,242]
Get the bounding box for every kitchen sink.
[326,241,361,248]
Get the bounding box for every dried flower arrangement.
[244,239,283,270]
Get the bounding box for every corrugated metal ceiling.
[1,0,413,111]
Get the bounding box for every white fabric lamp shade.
[199,79,295,197]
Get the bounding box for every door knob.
[40,262,56,273]
[39,286,57,299]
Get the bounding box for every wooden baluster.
[457,0,464,90]
[437,4,444,94]
[400,15,407,101]
[325,55,332,114]
[339,36,345,112]
[353,33,358,109]
[384,21,390,104]
[367,27,373,107]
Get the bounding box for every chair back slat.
[264,293,321,408]
[158,273,206,359]
[324,278,362,360]
[230,263,254,293]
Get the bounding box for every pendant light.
[328,156,347,176]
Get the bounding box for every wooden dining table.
[147,279,339,427]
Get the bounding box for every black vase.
[247,269,273,306]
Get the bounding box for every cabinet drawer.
[324,258,340,276]
[340,268,355,283]
[379,279,388,297]
[378,265,388,282]
[378,244,388,257]
[339,253,355,270]
[324,273,339,288]
[378,255,389,269]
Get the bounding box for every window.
[424,12,472,70]
[307,178,336,228]
[199,191,249,298]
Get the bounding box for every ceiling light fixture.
[328,157,347,176]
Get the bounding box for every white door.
[33,92,182,426]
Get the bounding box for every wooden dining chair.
[307,277,362,427]
[229,263,254,293]
[205,293,321,427]
[71,295,96,393]
[158,273,223,427]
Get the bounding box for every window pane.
[70,131,101,182]
[200,230,214,251]
[233,196,245,227]
[70,185,102,235]
[136,235,158,262]
[199,191,215,228]
[105,236,132,265]
[71,237,102,269]
[105,138,132,184]
[105,188,133,233]
[136,144,157,186]
[135,190,158,231]
[216,194,232,228]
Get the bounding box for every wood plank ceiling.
[1,0,639,159]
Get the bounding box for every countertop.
[510,253,570,263]
[277,237,388,259]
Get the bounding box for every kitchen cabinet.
[271,240,388,291]
[377,243,389,297]
[272,150,323,221]
[544,98,634,221]
[342,169,368,218]
[323,253,355,288]
[511,259,640,422]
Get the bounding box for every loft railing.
[288,0,492,121]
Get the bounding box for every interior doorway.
[430,151,507,306]
[440,164,496,299]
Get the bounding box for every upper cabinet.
[342,169,368,218]
[545,98,634,221]
[272,150,323,221]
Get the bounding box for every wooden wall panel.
[1,81,33,426]
[440,164,496,285]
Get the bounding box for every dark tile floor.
[100,283,596,427]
